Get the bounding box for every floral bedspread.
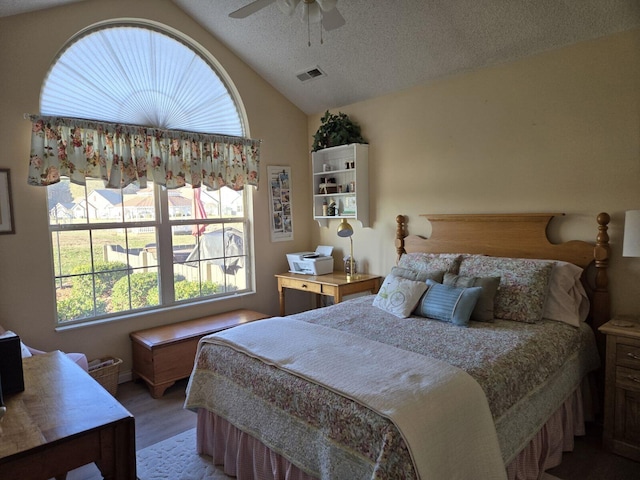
[185,295,599,479]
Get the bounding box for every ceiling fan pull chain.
[307,5,311,46]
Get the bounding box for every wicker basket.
[88,356,122,396]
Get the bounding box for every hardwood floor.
[546,422,639,480]
[116,377,197,450]
[64,379,639,480]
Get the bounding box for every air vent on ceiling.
[296,66,326,82]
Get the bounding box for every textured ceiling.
[3,0,640,115]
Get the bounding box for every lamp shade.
[623,210,640,257]
[336,218,354,238]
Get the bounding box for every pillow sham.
[390,266,444,283]
[372,274,429,318]
[540,260,589,327]
[397,253,463,275]
[458,255,554,323]
[443,273,500,322]
[414,280,482,327]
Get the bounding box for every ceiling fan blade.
[229,0,277,18]
[321,7,346,31]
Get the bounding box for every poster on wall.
[0,169,15,234]
[268,166,293,242]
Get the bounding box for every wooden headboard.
[395,213,611,333]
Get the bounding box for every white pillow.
[0,330,33,358]
[542,261,589,327]
[373,274,429,318]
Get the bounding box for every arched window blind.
[41,25,243,135]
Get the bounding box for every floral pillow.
[390,266,444,283]
[372,274,429,318]
[458,256,554,323]
[397,253,462,275]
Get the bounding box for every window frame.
[44,20,255,327]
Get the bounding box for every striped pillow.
[414,280,483,327]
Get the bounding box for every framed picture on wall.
[268,166,293,242]
[0,169,15,234]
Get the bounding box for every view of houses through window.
[48,178,248,323]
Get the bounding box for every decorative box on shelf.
[319,183,339,194]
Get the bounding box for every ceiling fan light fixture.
[316,0,337,11]
[300,1,323,24]
[276,0,300,16]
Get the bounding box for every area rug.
[137,428,564,480]
[136,428,231,480]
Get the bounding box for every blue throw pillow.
[414,280,483,327]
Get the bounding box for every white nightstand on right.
[599,316,640,461]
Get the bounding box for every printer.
[286,246,334,275]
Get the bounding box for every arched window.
[37,22,257,325]
[41,23,244,135]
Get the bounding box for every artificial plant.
[311,111,367,152]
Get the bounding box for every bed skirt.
[195,379,593,480]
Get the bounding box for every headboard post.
[592,212,611,332]
[395,215,407,262]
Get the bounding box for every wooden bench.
[130,309,269,398]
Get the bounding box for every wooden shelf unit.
[312,143,369,228]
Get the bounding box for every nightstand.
[275,272,382,316]
[599,316,640,461]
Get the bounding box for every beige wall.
[310,28,640,317]
[0,0,311,373]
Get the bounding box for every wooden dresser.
[599,316,640,461]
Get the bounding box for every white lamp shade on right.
[623,210,640,257]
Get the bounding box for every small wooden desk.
[275,271,382,316]
[0,351,135,480]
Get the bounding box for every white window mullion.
[155,184,175,305]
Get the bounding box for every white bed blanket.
[199,317,507,480]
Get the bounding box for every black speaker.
[0,333,25,395]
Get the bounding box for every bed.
[185,212,611,480]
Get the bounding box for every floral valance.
[27,115,261,191]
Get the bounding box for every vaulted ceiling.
[2,0,639,114]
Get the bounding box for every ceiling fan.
[229,0,346,32]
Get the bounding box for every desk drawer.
[280,278,322,294]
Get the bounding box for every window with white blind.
[41,22,254,325]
